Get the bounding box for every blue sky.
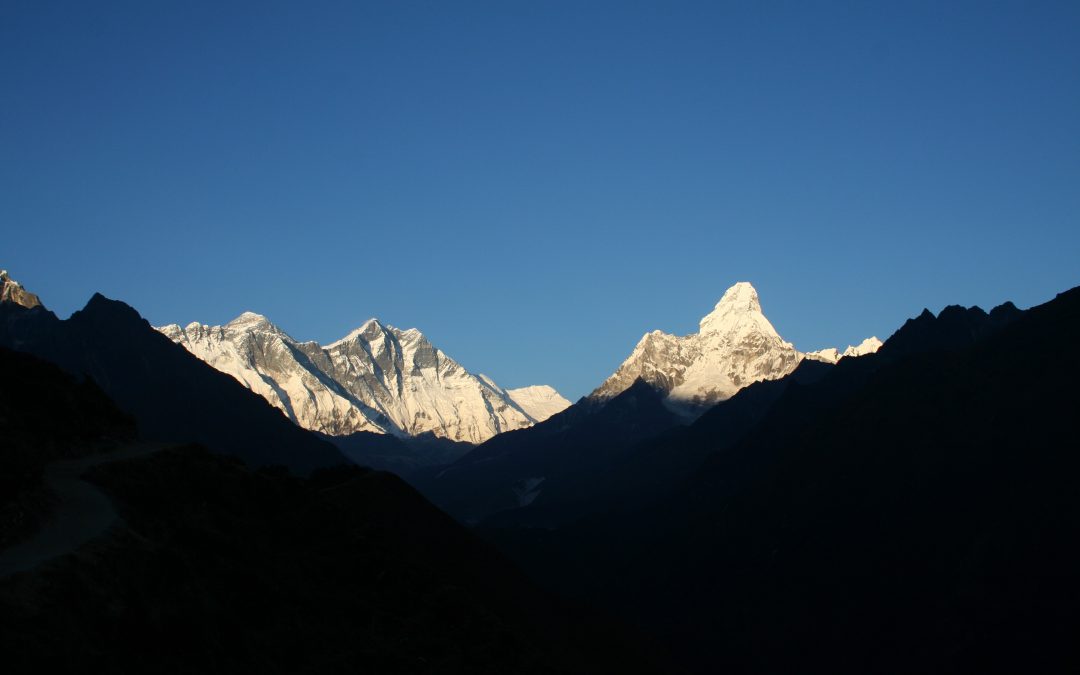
[3,1,1079,399]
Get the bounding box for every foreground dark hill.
[0,347,136,548]
[0,450,664,674]
[0,321,665,674]
[0,294,344,474]
[488,287,1080,673]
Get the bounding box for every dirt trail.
[0,443,164,578]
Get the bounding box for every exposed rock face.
[0,270,42,309]
[159,314,570,444]
[592,282,880,406]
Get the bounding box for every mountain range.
[6,272,876,455]
[4,266,1080,673]
[158,314,570,445]
[415,281,880,524]
[1,271,882,493]
[157,281,876,448]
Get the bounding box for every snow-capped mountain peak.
[700,281,760,327]
[698,281,783,341]
[592,282,880,407]
[323,318,381,349]
[225,311,277,332]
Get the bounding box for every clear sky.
[3,1,1079,400]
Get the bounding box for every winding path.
[0,443,164,578]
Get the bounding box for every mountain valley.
[3,268,1079,674]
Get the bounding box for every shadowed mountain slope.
[415,379,685,524]
[318,430,474,478]
[486,288,1079,673]
[0,448,666,675]
[0,294,345,474]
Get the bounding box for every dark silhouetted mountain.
[0,294,345,474]
[0,346,135,466]
[0,450,666,674]
[555,358,837,521]
[486,288,1080,673]
[877,300,1023,360]
[415,379,684,524]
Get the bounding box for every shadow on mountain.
[320,430,474,477]
[484,290,1080,673]
[0,294,344,474]
[414,379,685,525]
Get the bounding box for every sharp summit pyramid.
[592,282,880,406]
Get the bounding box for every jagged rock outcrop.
[0,270,42,309]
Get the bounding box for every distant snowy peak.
[803,347,840,363]
[157,312,570,444]
[592,282,880,406]
[322,318,382,350]
[505,385,572,423]
[0,270,43,309]
[805,336,883,364]
[225,311,278,331]
[845,336,884,357]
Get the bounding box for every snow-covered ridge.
[591,282,880,405]
[504,385,572,423]
[157,314,570,444]
[805,336,884,364]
